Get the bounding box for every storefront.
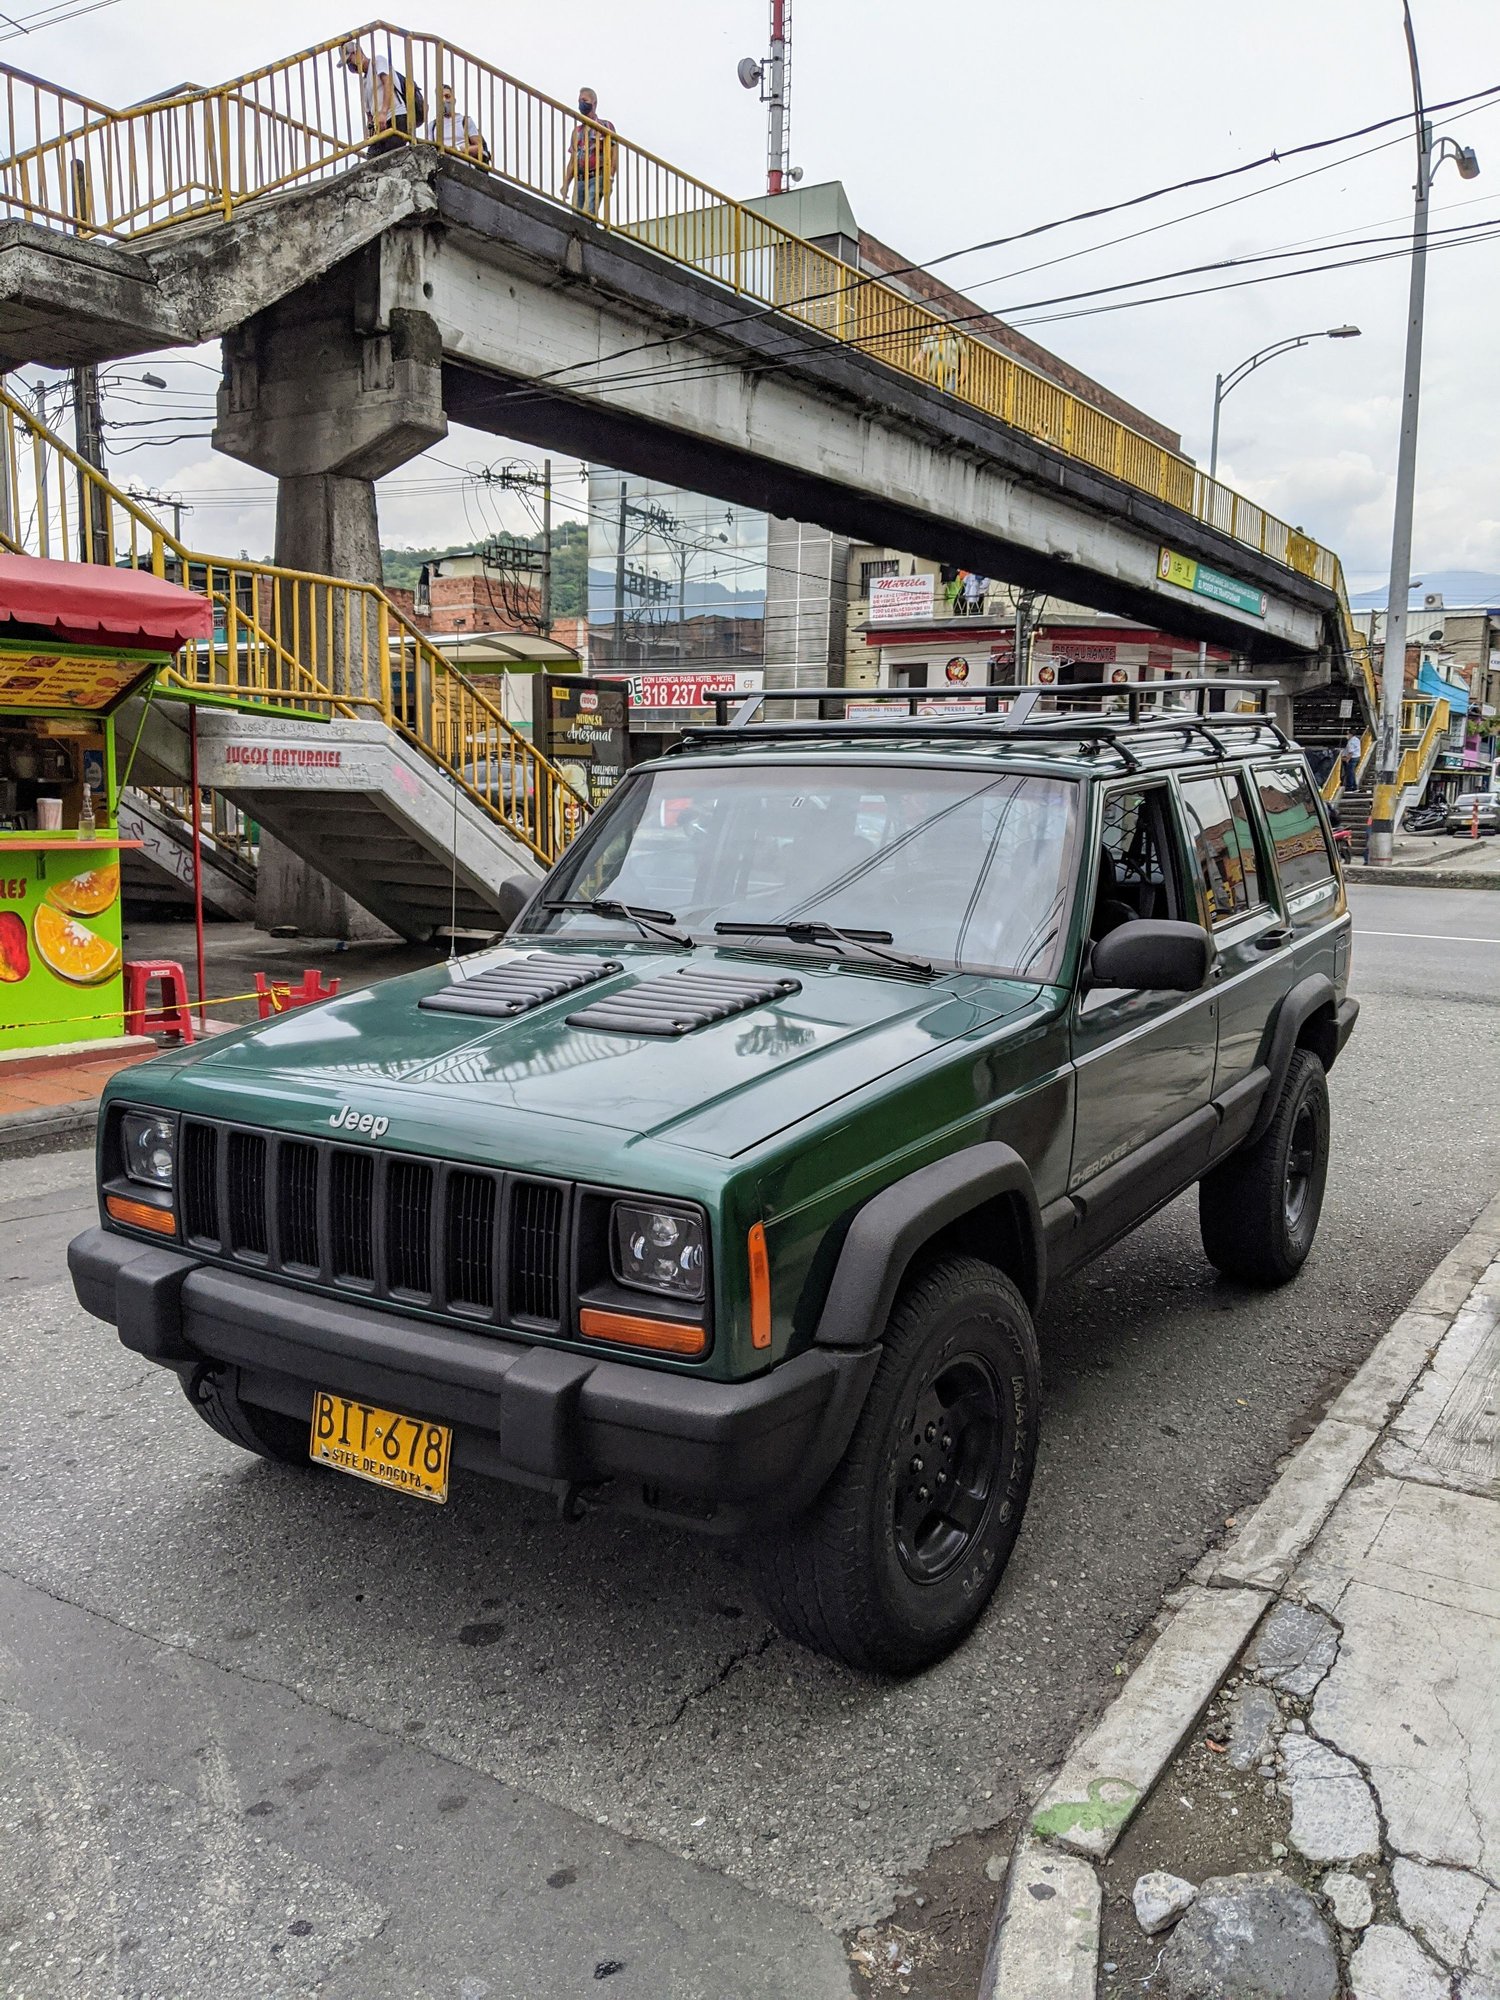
[0,556,213,1053]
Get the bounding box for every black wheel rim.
[893,1353,1006,1585]
[1285,1101,1317,1229]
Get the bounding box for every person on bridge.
[342,39,424,159]
[1343,729,1362,792]
[429,81,488,163]
[563,88,616,217]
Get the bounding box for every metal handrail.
[0,386,586,865]
[0,24,1371,679]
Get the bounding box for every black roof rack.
[668,679,1288,772]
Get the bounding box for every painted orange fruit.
[33,902,120,986]
[46,864,119,917]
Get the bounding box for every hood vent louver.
[566,967,800,1038]
[418,951,621,1020]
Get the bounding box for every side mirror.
[1087,918,1211,993]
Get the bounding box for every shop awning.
[0,554,214,649]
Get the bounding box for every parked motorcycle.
[1404,802,1447,833]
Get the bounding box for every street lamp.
[1369,0,1481,864]
[1208,326,1362,481]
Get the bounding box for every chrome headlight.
[611,1201,706,1301]
[121,1112,175,1188]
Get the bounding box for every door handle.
[1255,927,1292,951]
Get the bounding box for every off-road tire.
[1199,1048,1330,1286]
[184,1367,310,1467]
[747,1256,1040,1675]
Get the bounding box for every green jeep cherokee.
[71,681,1357,1673]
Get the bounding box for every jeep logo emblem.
[330,1105,389,1139]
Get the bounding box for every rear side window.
[1256,763,1337,893]
[1179,773,1263,922]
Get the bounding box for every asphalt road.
[2,883,1497,2000]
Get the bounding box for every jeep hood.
[161,943,1043,1165]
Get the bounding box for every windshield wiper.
[714,919,933,975]
[543,898,692,949]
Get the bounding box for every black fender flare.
[813,1142,1044,1349]
[1247,972,1338,1146]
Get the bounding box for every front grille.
[510,1179,564,1324]
[279,1141,319,1269]
[181,1121,219,1243]
[445,1170,498,1313]
[226,1132,267,1256]
[386,1159,433,1295]
[172,1123,567,1332]
[329,1150,375,1283]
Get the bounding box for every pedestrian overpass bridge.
[0,24,1375,713]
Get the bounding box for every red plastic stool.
[255,969,340,1020]
[123,959,195,1043]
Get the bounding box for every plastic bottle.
[77,786,96,840]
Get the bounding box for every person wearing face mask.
[428,80,489,163]
[561,87,616,216]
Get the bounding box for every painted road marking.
[1355,928,1500,945]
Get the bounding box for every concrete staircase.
[117,788,258,921]
[0,389,583,943]
[191,712,539,939]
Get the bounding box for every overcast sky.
[22,0,1500,592]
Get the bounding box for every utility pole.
[128,484,187,542]
[613,478,628,666]
[1368,1,1480,864]
[540,457,553,639]
[1013,590,1039,685]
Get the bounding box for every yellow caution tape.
[1,982,329,1036]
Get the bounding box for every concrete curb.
[1344,864,1500,889]
[0,1098,99,1160]
[979,1186,1500,1999]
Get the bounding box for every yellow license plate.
[309,1391,452,1503]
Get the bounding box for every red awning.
[0,553,214,649]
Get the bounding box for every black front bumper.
[69,1227,877,1532]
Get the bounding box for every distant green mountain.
[382,521,587,616]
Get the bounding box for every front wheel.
[1199,1049,1330,1286]
[183,1367,312,1467]
[746,1257,1040,1674]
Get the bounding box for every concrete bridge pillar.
[212,255,446,936]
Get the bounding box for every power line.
[445,79,1500,413]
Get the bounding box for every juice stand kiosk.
[0,555,213,1053]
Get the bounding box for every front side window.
[1256,763,1337,893]
[532,763,1081,980]
[1179,773,1263,923]
[1090,785,1185,940]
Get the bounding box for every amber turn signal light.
[748,1221,771,1349]
[579,1306,707,1357]
[105,1193,176,1236]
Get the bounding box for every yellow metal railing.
[135,782,257,863]
[0,24,1373,681]
[1398,700,1450,789]
[0,387,584,864]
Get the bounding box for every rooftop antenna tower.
[738,1,801,195]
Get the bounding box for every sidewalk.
[0,920,446,1158]
[0,1038,159,1156]
[984,1193,1500,2000]
[1346,828,1500,890]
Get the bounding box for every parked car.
[1444,792,1500,834]
[71,685,1357,1673]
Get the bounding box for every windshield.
[528,762,1080,980]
